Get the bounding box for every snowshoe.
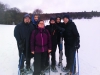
[62,67,70,72]
[65,72,78,75]
[40,71,45,75]
[58,62,63,68]
[25,66,33,74]
[20,68,26,75]
[51,65,58,72]
[43,65,50,73]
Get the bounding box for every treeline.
[0,2,100,25]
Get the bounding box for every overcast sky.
[1,0,100,13]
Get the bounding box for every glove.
[75,44,80,50]
[61,28,65,32]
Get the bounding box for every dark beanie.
[56,16,61,20]
[63,14,70,19]
[24,14,31,18]
[50,17,55,21]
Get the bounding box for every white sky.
[0,0,100,13]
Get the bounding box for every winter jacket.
[45,24,65,46]
[62,20,80,46]
[14,22,35,56]
[30,28,52,53]
[56,22,63,42]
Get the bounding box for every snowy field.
[0,17,100,75]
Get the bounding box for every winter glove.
[75,44,80,50]
[60,28,65,32]
[75,37,80,50]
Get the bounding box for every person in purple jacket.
[30,20,52,75]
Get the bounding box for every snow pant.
[18,50,25,69]
[64,44,76,73]
[18,49,31,69]
[33,51,48,75]
[45,45,57,66]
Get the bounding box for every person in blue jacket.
[31,14,39,28]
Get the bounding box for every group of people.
[14,13,80,75]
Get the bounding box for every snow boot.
[51,65,58,72]
[62,67,70,72]
[20,68,26,75]
[40,71,45,75]
[26,66,33,74]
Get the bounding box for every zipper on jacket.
[41,33,44,52]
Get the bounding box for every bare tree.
[33,9,43,14]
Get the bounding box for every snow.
[0,17,100,75]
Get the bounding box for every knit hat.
[50,17,55,21]
[56,16,61,20]
[24,14,31,18]
[63,14,70,19]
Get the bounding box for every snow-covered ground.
[0,17,100,75]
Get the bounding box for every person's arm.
[14,24,26,51]
[14,25,21,42]
[55,25,65,32]
[30,30,35,54]
[72,22,80,49]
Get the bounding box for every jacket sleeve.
[72,22,80,45]
[46,30,52,50]
[14,25,21,43]
[30,30,35,52]
[55,25,65,32]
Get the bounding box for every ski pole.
[49,53,51,75]
[76,49,79,75]
[72,51,76,75]
[18,53,23,75]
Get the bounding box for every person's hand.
[48,50,52,53]
[75,44,80,49]
[31,51,34,54]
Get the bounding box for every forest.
[0,2,100,25]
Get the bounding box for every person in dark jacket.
[14,14,35,73]
[56,16,62,51]
[45,18,65,71]
[62,15,80,75]
[31,14,39,28]
[30,20,52,75]
[56,16,64,66]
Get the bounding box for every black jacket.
[56,22,63,42]
[62,20,80,46]
[14,22,35,57]
[45,24,64,46]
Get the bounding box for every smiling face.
[34,15,39,21]
[38,20,44,28]
[56,17,61,23]
[63,17,69,24]
[24,17,30,23]
[50,20,55,24]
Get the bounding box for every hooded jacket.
[14,18,35,57]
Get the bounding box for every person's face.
[38,21,44,28]
[56,18,61,23]
[63,18,69,24]
[50,20,55,24]
[34,15,39,21]
[24,17,30,23]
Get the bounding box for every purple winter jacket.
[30,28,52,53]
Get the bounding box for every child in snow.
[30,20,52,75]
